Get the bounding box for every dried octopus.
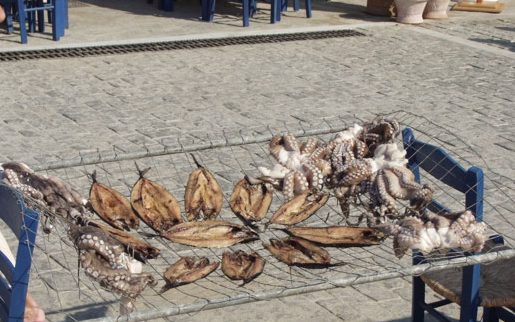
[257,134,331,200]
[68,225,156,313]
[361,117,400,156]
[330,142,415,225]
[377,210,487,258]
[1,162,90,232]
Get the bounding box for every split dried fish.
[161,257,219,293]
[163,220,259,248]
[264,237,331,266]
[131,165,183,234]
[229,177,273,222]
[89,171,139,231]
[270,192,329,225]
[184,155,223,221]
[221,250,265,284]
[285,226,385,246]
[86,220,160,262]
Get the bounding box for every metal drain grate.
[0,29,365,62]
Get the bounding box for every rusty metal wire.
[11,111,515,321]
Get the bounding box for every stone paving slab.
[1,25,514,172]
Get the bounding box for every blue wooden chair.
[0,183,40,322]
[201,0,278,26]
[0,0,65,43]
[402,128,515,322]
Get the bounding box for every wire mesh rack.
[4,110,514,322]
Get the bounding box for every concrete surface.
[0,0,514,321]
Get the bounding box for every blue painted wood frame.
[0,184,40,322]
[12,0,65,43]
[402,127,483,322]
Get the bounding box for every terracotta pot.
[394,0,428,23]
[423,0,450,18]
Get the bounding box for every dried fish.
[270,192,329,225]
[89,171,139,231]
[221,250,265,283]
[86,220,160,262]
[229,177,273,222]
[285,226,385,246]
[264,237,331,266]
[163,220,259,248]
[184,155,223,221]
[131,165,182,234]
[161,257,219,293]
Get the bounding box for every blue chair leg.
[64,0,68,28]
[201,0,214,21]
[16,0,28,43]
[250,0,256,17]
[459,264,481,322]
[305,0,311,17]
[209,0,215,20]
[4,1,14,33]
[483,308,500,322]
[161,0,173,11]
[412,276,426,321]
[412,251,426,322]
[52,0,63,40]
[270,0,276,23]
[200,0,209,21]
[242,0,249,26]
[281,0,287,11]
[293,0,300,11]
[275,0,281,21]
[37,0,45,32]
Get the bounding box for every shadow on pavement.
[469,37,515,52]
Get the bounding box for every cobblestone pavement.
[1,2,515,321]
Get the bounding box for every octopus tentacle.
[374,170,398,216]
[282,134,300,153]
[378,211,486,258]
[300,137,321,155]
[70,226,126,268]
[81,250,156,299]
